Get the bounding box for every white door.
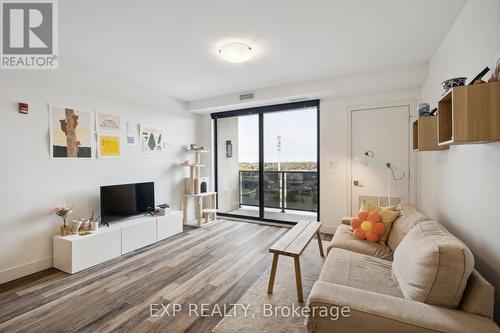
[351,105,410,214]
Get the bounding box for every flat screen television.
[100,182,155,224]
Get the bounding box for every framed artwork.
[126,122,137,146]
[49,105,93,158]
[97,133,122,158]
[127,135,136,145]
[140,124,164,153]
[96,112,121,132]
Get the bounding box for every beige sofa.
[307,203,499,333]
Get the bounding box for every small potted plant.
[54,204,73,236]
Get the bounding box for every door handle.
[353,180,363,187]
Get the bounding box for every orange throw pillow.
[351,211,385,242]
[358,200,400,243]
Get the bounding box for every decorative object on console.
[81,218,90,231]
[140,124,164,153]
[351,211,385,242]
[90,221,99,231]
[468,66,490,85]
[417,103,430,117]
[85,211,100,231]
[97,133,122,158]
[49,105,93,158]
[54,204,73,236]
[441,77,467,95]
[70,219,83,235]
[96,112,121,132]
[155,204,170,216]
[18,102,28,114]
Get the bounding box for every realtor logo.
[1,0,58,69]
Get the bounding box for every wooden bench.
[267,220,324,303]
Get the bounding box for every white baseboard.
[0,256,53,284]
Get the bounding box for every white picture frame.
[49,104,94,159]
[96,112,122,132]
[97,132,123,159]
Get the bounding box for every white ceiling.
[61,0,467,102]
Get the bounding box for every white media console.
[53,211,183,274]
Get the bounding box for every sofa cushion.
[327,224,392,260]
[319,248,403,298]
[360,200,400,243]
[392,221,474,308]
[460,270,495,319]
[387,203,429,251]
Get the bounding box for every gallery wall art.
[140,124,164,153]
[97,133,122,158]
[49,105,93,158]
[96,112,121,132]
[126,122,137,146]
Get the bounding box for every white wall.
[320,89,419,233]
[189,63,427,113]
[216,117,240,212]
[194,65,424,234]
[0,66,197,283]
[418,0,500,323]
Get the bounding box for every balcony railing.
[239,170,318,212]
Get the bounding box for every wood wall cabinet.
[413,116,448,151]
[438,81,500,145]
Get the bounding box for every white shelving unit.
[182,149,217,227]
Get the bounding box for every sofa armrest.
[307,281,499,333]
[340,217,352,226]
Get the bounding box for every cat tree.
[181,148,217,227]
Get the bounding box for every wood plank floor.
[0,220,289,333]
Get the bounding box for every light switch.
[328,160,336,169]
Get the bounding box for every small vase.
[60,225,69,236]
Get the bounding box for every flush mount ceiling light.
[218,42,253,63]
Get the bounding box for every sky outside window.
[238,108,317,165]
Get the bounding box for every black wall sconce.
[226,140,232,158]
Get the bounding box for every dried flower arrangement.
[54,204,73,235]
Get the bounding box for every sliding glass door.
[213,100,319,224]
[263,109,318,222]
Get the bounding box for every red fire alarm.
[18,103,28,114]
